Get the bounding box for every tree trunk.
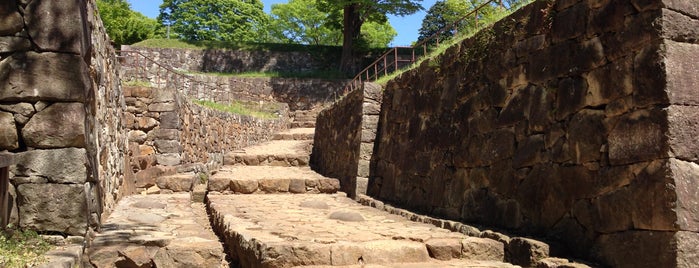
[340,3,363,74]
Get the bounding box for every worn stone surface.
[508,237,550,267]
[88,194,225,268]
[25,0,85,53]
[208,194,482,267]
[17,183,86,235]
[212,166,339,194]
[0,52,89,102]
[22,102,86,148]
[0,111,18,150]
[11,148,87,184]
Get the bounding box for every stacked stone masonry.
[120,46,349,111]
[0,0,127,235]
[311,83,383,197]
[353,0,699,267]
[124,85,288,193]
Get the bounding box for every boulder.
[0,52,88,102]
[507,237,550,267]
[17,183,86,236]
[22,102,86,148]
[11,148,87,184]
[461,237,505,262]
[25,0,85,53]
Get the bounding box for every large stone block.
[11,148,87,184]
[0,37,31,53]
[0,111,18,150]
[17,183,86,236]
[22,102,86,148]
[0,1,23,35]
[608,109,667,165]
[670,159,699,232]
[667,105,699,162]
[0,52,88,102]
[25,0,86,53]
[592,230,676,268]
[664,40,699,105]
[661,8,699,43]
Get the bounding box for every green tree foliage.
[270,0,397,48]
[158,0,270,42]
[417,0,526,44]
[96,0,160,46]
[317,0,423,73]
[269,0,340,45]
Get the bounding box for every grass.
[375,1,533,86]
[193,99,282,119]
[123,79,152,87]
[187,70,350,79]
[0,229,52,268]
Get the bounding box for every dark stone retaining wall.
[0,0,127,235]
[367,0,699,266]
[311,83,383,197]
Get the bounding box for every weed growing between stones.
[193,99,283,119]
[0,228,51,267]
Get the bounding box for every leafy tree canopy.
[418,0,526,43]
[316,0,423,73]
[96,0,160,46]
[158,0,270,42]
[269,0,397,48]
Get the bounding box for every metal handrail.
[343,0,503,93]
[118,50,230,103]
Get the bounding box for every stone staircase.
[85,127,591,268]
[290,109,320,128]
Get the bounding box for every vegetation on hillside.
[193,100,283,119]
[418,0,529,43]
[376,0,532,85]
[96,0,162,46]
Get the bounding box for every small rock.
[329,211,364,222]
[128,213,166,225]
[132,200,166,209]
[300,200,329,209]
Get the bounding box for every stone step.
[154,173,202,193]
[208,166,340,194]
[290,121,316,128]
[273,128,316,140]
[87,194,227,268]
[294,259,519,267]
[223,140,312,167]
[208,194,510,268]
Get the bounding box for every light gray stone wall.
[123,86,288,193]
[0,0,127,235]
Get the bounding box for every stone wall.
[124,86,288,192]
[0,0,127,235]
[361,0,699,267]
[121,46,341,74]
[120,53,348,111]
[311,83,382,197]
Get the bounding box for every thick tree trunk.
[340,3,363,74]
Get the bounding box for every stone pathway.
[87,194,226,267]
[83,126,589,267]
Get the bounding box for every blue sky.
[126,0,437,46]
